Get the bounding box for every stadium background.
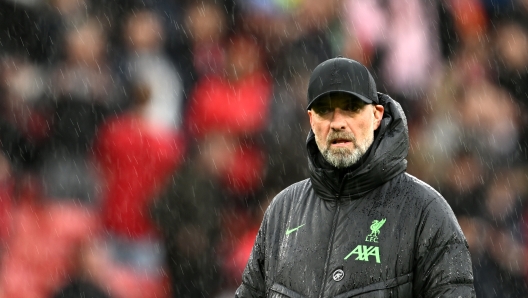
[0,0,527,296]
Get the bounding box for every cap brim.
[307,90,374,110]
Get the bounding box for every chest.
[267,196,418,297]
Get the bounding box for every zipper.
[318,193,341,298]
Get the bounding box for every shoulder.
[262,178,313,223]
[389,173,457,224]
[395,173,448,206]
[397,174,465,243]
[268,178,312,210]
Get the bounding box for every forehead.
[313,93,363,106]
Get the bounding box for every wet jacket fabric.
[236,93,475,297]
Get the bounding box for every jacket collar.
[307,93,409,200]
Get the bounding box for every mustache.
[326,131,357,145]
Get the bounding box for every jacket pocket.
[269,283,307,298]
[333,273,413,298]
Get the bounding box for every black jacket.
[236,93,475,297]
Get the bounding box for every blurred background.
[0,0,527,297]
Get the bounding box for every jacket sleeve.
[413,195,476,297]
[235,208,270,298]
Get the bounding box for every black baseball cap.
[307,57,378,110]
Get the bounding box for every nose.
[330,108,347,130]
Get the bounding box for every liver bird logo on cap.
[330,59,341,85]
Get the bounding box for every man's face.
[308,93,384,168]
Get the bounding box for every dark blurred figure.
[490,18,528,158]
[439,150,487,217]
[237,0,337,57]
[235,0,336,89]
[151,132,238,297]
[0,55,48,170]
[263,55,313,191]
[53,280,110,298]
[0,0,67,64]
[184,0,228,78]
[461,169,528,298]
[492,19,528,109]
[457,79,521,164]
[509,0,528,28]
[39,18,119,204]
[178,26,274,297]
[49,18,124,112]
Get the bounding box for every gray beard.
[315,131,374,168]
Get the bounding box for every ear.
[307,110,314,128]
[373,105,384,130]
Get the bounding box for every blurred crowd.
[0,0,527,297]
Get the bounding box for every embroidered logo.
[344,245,381,263]
[330,60,341,85]
[365,218,386,243]
[286,224,305,235]
[344,218,386,264]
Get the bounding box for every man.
[235,57,475,297]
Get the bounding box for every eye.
[343,102,364,112]
[312,105,333,115]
